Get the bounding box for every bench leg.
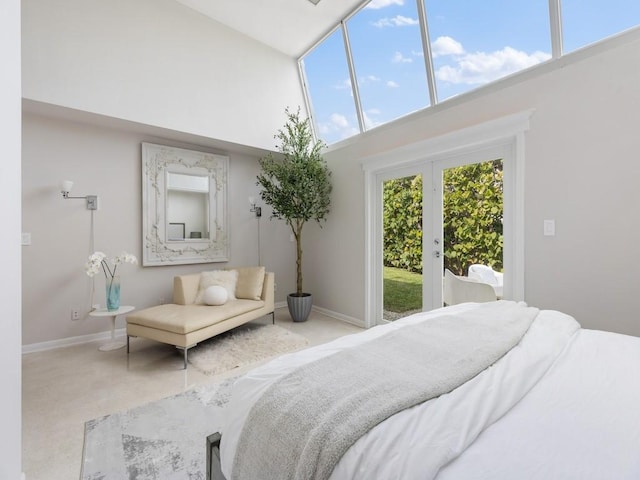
[126,335,130,354]
[177,345,196,369]
[270,311,275,325]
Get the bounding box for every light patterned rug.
[81,324,309,479]
[187,323,309,376]
[82,376,235,480]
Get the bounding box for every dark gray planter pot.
[287,293,313,322]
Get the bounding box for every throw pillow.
[194,269,238,304]
[234,266,266,301]
[203,285,228,306]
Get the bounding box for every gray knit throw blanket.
[232,301,538,480]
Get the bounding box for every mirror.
[167,172,209,240]
[142,142,229,266]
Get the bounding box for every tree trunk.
[295,221,303,295]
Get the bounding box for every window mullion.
[417,0,438,105]
[298,59,320,142]
[342,21,365,133]
[549,0,563,58]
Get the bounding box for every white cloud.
[361,75,381,85]
[386,80,400,88]
[330,113,350,129]
[318,113,359,141]
[392,51,413,63]
[363,110,382,130]
[366,0,404,9]
[334,78,352,90]
[431,36,465,57]
[436,46,551,85]
[373,15,418,28]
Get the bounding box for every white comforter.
[220,302,640,479]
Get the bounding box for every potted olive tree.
[257,108,332,322]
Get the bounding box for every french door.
[373,143,516,326]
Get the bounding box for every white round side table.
[89,305,135,351]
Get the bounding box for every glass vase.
[106,275,121,312]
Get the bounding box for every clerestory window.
[300,0,640,146]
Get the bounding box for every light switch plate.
[543,219,555,236]
[21,232,32,245]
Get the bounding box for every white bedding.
[220,302,640,479]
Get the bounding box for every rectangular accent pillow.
[194,269,238,305]
[234,266,266,301]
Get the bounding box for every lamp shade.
[61,180,74,193]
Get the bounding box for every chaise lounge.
[126,267,275,368]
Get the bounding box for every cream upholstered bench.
[126,268,274,369]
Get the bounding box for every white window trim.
[362,110,533,328]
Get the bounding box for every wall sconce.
[61,180,99,210]
[248,196,262,218]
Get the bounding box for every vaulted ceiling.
[173,0,364,57]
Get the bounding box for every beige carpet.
[187,323,309,376]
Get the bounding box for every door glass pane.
[347,1,430,129]
[300,27,359,145]
[562,0,640,54]
[424,0,551,102]
[442,159,504,304]
[383,175,423,320]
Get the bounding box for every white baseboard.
[311,305,365,328]
[22,328,127,354]
[276,300,365,328]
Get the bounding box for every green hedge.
[383,160,503,276]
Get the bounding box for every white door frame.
[362,110,532,328]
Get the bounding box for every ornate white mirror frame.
[142,142,229,266]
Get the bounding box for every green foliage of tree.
[443,159,503,276]
[383,175,423,273]
[382,160,503,276]
[257,107,332,295]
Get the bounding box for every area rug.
[187,323,309,376]
[81,325,309,479]
[82,376,235,480]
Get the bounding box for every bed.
[209,301,640,480]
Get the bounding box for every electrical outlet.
[71,309,80,320]
[159,297,166,305]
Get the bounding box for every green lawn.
[383,266,422,313]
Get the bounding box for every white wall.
[1,0,22,476]
[21,0,306,151]
[22,112,294,347]
[306,29,640,336]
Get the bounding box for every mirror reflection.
[166,172,210,241]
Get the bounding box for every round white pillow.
[203,285,228,306]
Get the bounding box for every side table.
[89,305,135,351]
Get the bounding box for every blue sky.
[301,0,640,145]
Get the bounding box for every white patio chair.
[443,269,497,306]
[468,264,504,298]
